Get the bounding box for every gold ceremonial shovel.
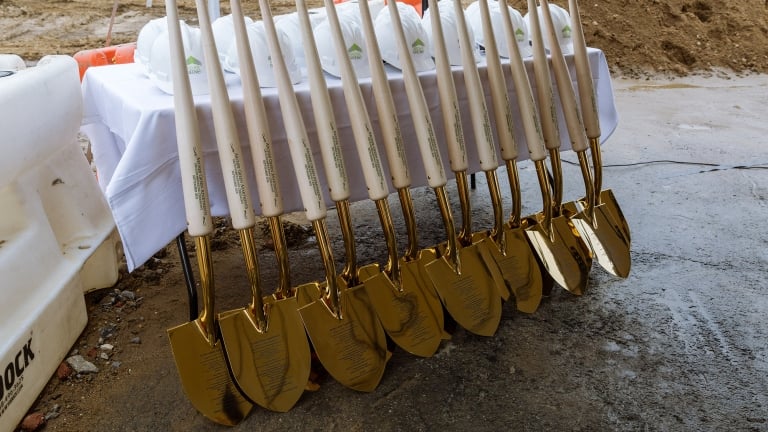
[355,0,448,345]
[163,0,251,425]
[318,0,445,358]
[539,0,631,279]
[527,0,592,295]
[386,0,502,337]
[213,0,311,412]
[466,0,544,312]
[428,0,509,304]
[259,0,388,393]
[569,0,630,245]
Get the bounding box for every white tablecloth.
[81,48,618,271]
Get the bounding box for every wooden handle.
[230,0,283,218]
[540,0,588,153]
[569,0,600,139]
[471,0,506,169]
[297,0,351,203]
[528,0,561,152]
[499,0,547,162]
[430,0,468,173]
[165,0,212,237]
[386,0,447,189]
[358,0,412,190]
[322,0,390,201]
[195,0,255,230]
[259,0,327,221]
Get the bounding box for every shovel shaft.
[528,0,561,152]
[357,0,411,191]
[259,0,327,222]
[455,171,474,246]
[386,0,447,189]
[430,0,468,173]
[569,0,601,140]
[504,159,523,227]
[476,0,514,165]
[435,186,460,272]
[498,0,546,162]
[398,188,420,261]
[312,219,341,318]
[336,200,358,286]
[540,0,589,153]
[195,235,217,345]
[240,227,267,329]
[375,199,401,286]
[268,216,292,298]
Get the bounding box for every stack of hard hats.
[523,3,573,55]
[374,1,435,72]
[213,14,302,87]
[421,0,480,66]
[465,0,532,59]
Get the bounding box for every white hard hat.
[222,20,302,87]
[374,1,435,72]
[422,0,479,66]
[465,1,530,59]
[524,4,573,55]
[0,54,26,73]
[147,23,210,95]
[313,10,371,79]
[212,14,255,68]
[135,17,169,74]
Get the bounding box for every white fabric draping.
[81,48,618,271]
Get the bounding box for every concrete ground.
[43,73,768,431]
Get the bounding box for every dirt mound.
[2,0,768,77]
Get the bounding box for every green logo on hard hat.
[186,56,202,74]
[412,38,425,54]
[348,43,363,60]
[562,24,572,38]
[515,28,525,42]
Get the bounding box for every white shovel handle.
[195,0,255,230]
[569,0,600,139]
[540,0,588,153]
[387,0,447,189]
[259,0,327,221]
[165,0,212,237]
[467,0,503,170]
[322,0,390,201]
[498,0,547,162]
[358,0,412,190]
[430,0,468,173]
[528,0,561,152]
[297,0,351,203]
[230,0,283,218]
[477,0,516,163]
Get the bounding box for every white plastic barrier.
[0,55,119,430]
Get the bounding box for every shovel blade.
[581,189,631,245]
[217,298,311,412]
[474,228,544,313]
[524,214,592,295]
[425,246,503,337]
[359,263,444,357]
[298,285,389,392]
[401,250,451,339]
[167,321,252,426]
[564,201,632,279]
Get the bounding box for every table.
[81,48,618,271]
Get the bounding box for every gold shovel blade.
[563,201,631,278]
[298,284,389,392]
[473,228,544,314]
[524,213,592,295]
[359,263,444,357]
[425,245,503,337]
[401,250,451,340]
[580,189,632,245]
[167,321,252,426]
[217,296,311,413]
